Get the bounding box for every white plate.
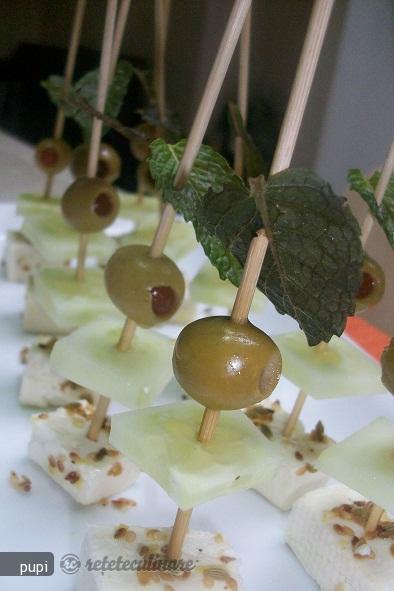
[0,201,393,591]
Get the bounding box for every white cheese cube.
[286,484,394,591]
[4,231,41,282]
[76,525,243,590]
[247,402,331,510]
[19,336,97,408]
[28,402,139,504]
[23,284,67,334]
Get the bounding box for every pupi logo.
[60,554,81,575]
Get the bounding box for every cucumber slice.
[17,193,60,217]
[317,417,394,513]
[119,218,197,261]
[110,400,286,510]
[51,318,174,407]
[32,267,118,330]
[21,212,117,264]
[118,192,159,227]
[274,331,386,399]
[190,262,266,312]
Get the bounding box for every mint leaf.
[149,138,245,222]
[255,170,363,344]
[228,102,265,178]
[149,139,247,283]
[42,60,133,140]
[42,75,66,109]
[149,140,363,345]
[200,170,363,345]
[348,168,394,249]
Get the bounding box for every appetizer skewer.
[74,1,363,586]
[44,0,252,514]
[287,142,394,589]
[167,222,276,560]
[54,0,252,439]
[23,0,132,335]
[287,418,394,591]
[244,0,336,509]
[26,0,142,505]
[36,0,86,199]
[4,0,86,282]
[5,0,133,284]
[67,2,291,586]
[282,140,394,442]
[74,0,119,282]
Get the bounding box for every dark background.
[0,0,393,333]
[0,0,317,189]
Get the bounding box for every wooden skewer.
[43,173,55,202]
[270,0,335,174]
[283,390,307,439]
[53,0,87,139]
[86,0,137,440]
[43,0,86,198]
[143,0,171,205]
[233,6,251,177]
[166,508,193,561]
[87,393,111,441]
[231,228,268,323]
[109,0,131,81]
[198,408,221,443]
[365,503,384,534]
[75,233,88,282]
[361,140,394,248]
[87,0,118,178]
[149,203,177,258]
[154,0,172,123]
[116,317,137,352]
[150,0,253,259]
[75,0,118,282]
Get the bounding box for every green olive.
[173,316,282,410]
[105,244,185,327]
[355,254,385,313]
[35,138,72,173]
[130,123,158,161]
[381,338,394,395]
[61,177,119,233]
[71,143,121,183]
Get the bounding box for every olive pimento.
[355,255,385,313]
[61,177,119,233]
[104,244,185,327]
[35,138,72,173]
[173,316,282,410]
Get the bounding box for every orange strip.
[345,316,390,362]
